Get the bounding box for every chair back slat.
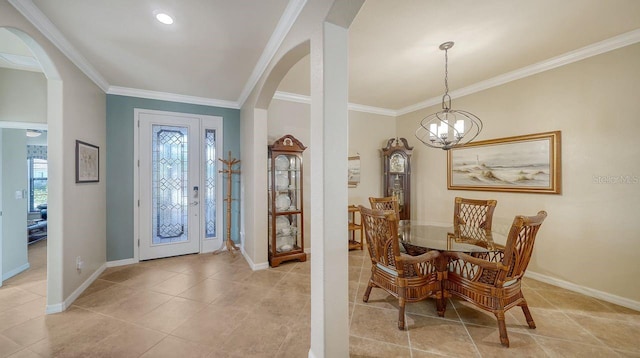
[454,197,497,230]
[500,211,547,283]
[369,197,400,218]
[359,205,400,270]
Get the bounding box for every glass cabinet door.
[272,154,301,252]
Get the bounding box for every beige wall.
[397,43,640,303]
[267,98,396,247]
[267,99,312,249]
[0,68,46,124]
[347,110,397,206]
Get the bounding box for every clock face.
[390,153,405,173]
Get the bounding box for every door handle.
[189,200,199,206]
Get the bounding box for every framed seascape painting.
[447,131,561,194]
[76,140,99,183]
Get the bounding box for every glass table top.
[398,221,507,253]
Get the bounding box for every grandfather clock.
[382,137,413,221]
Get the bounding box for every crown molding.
[108,86,240,109]
[0,121,47,130]
[272,91,311,104]
[237,0,308,107]
[273,91,397,117]
[8,0,110,92]
[397,29,640,116]
[348,102,397,117]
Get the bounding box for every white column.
[309,21,350,358]
[46,78,64,310]
[239,107,269,268]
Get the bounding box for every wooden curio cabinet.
[382,138,413,221]
[268,135,307,267]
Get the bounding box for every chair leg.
[495,311,510,347]
[398,298,406,330]
[435,293,447,317]
[363,282,373,303]
[520,303,536,329]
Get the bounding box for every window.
[28,158,47,212]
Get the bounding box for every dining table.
[396,220,508,316]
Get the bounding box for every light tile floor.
[1,242,639,357]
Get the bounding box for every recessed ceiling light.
[155,12,174,25]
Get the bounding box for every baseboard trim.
[45,302,64,314]
[241,246,269,271]
[2,262,30,281]
[106,258,138,267]
[526,270,640,311]
[46,263,107,314]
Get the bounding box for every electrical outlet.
[76,256,83,271]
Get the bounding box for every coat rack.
[214,151,240,255]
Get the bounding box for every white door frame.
[133,109,224,261]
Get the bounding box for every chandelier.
[415,41,482,150]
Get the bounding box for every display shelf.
[348,205,363,250]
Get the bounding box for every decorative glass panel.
[152,125,188,244]
[204,129,216,238]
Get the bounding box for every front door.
[138,110,223,261]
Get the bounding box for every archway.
[1,26,62,311]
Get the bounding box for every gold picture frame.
[447,131,561,194]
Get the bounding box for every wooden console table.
[348,205,363,250]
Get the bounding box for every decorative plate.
[275,155,289,170]
[275,173,289,190]
[275,194,291,211]
[276,216,289,233]
[276,235,294,252]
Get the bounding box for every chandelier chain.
[444,48,449,96]
[441,46,451,111]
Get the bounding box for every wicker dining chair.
[369,196,400,218]
[454,197,497,230]
[444,211,547,347]
[359,205,441,330]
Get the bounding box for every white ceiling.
[5,0,640,114]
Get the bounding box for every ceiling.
[4,0,640,114]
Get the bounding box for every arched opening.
[0,26,63,310]
[256,40,310,110]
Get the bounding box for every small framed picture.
[348,155,361,187]
[75,140,99,183]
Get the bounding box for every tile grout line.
[350,254,367,330]
[349,333,419,354]
[527,286,618,351]
[450,298,483,358]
